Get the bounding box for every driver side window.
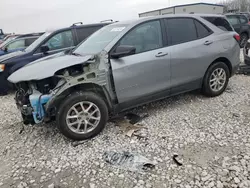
[43,30,74,51]
[119,20,163,54]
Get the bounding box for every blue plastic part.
[29,92,51,124]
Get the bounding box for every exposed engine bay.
[12,52,112,125]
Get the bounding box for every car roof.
[48,22,112,34]
[111,14,226,26]
[225,13,246,16]
[16,33,44,39]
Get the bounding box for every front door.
[110,20,171,104]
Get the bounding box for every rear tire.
[56,91,108,140]
[202,62,230,97]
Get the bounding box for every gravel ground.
[0,74,250,188]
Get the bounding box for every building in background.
[139,3,224,17]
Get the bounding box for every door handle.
[155,52,168,57]
[204,41,213,45]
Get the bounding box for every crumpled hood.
[0,50,26,63]
[8,53,93,83]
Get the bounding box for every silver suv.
[8,14,240,140]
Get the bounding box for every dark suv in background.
[0,33,43,56]
[0,22,111,95]
[225,14,250,47]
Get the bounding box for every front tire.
[56,91,108,140]
[202,62,230,97]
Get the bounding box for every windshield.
[73,24,128,55]
[25,32,52,52]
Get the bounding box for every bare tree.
[219,0,250,12]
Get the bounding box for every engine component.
[29,90,51,123]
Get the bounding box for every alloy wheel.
[209,68,226,92]
[66,101,101,134]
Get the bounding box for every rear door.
[239,15,250,33]
[165,18,216,93]
[227,15,241,33]
[111,19,171,104]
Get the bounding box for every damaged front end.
[15,78,60,124]
[9,51,112,125]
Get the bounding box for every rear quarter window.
[194,20,212,38]
[239,15,248,24]
[203,17,233,31]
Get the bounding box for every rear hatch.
[202,16,234,32]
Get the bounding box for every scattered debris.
[125,113,149,124]
[103,151,155,172]
[173,154,183,166]
[232,113,240,118]
[19,125,24,134]
[118,119,145,137]
[71,140,88,147]
[225,88,234,93]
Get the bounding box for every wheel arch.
[207,57,232,77]
[47,83,113,114]
[241,31,249,38]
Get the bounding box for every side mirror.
[4,47,8,52]
[40,45,49,54]
[110,45,136,59]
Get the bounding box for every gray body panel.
[111,47,170,103]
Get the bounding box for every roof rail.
[100,19,113,23]
[71,22,83,27]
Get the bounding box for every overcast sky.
[0,0,219,33]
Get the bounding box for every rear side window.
[194,20,211,38]
[75,26,102,43]
[6,39,25,50]
[25,38,37,46]
[239,15,248,24]
[203,17,233,31]
[165,18,197,45]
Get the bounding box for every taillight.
[248,21,250,24]
[234,34,240,42]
